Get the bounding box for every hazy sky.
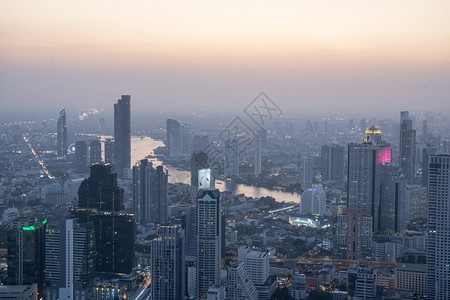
[1,0,450,115]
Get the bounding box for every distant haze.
[1,0,450,114]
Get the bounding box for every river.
[127,136,300,204]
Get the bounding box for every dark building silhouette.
[77,164,123,211]
[72,164,135,275]
[75,140,88,173]
[104,138,115,164]
[7,219,46,299]
[167,119,181,156]
[90,139,102,165]
[114,95,131,178]
[57,109,68,158]
[133,159,168,224]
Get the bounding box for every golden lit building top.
[365,126,381,135]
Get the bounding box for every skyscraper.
[379,163,408,232]
[427,155,450,299]
[336,208,373,260]
[399,111,416,184]
[114,95,131,178]
[321,144,345,182]
[132,160,168,224]
[7,219,46,299]
[57,109,68,158]
[347,126,392,231]
[90,139,102,165]
[75,140,88,173]
[300,156,313,190]
[421,144,437,188]
[104,138,115,164]
[45,219,95,300]
[150,226,185,300]
[72,164,135,275]
[167,118,181,156]
[197,189,222,300]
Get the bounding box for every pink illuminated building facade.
[347,126,393,231]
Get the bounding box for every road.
[131,279,151,300]
[22,134,55,179]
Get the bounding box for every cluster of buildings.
[1,102,450,300]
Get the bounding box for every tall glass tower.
[57,109,67,158]
[399,111,416,184]
[427,155,450,299]
[114,95,131,178]
[197,189,222,300]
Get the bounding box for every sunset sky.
[1,0,450,115]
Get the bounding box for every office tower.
[427,155,450,299]
[7,219,46,299]
[133,159,169,224]
[225,140,239,176]
[290,273,308,300]
[78,164,123,211]
[226,260,258,300]
[299,184,326,216]
[191,151,208,187]
[407,185,427,221]
[321,144,345,182]
[347,126,392,231]
[90,139,102,165]
[72,164,135,275]
[355,266,376,299]
[197,189,222,300]
[379,164,408,232]
[75,140,88,173]
[336,208,372,260]
[114,95,131,178]
[132,160,168,224]
[421,144,437,187]
[399,111,416,184]
[237,247,269,285]
[300,157,313,190]
[57,108,68,158]
[167,118,181,156]
[150,226,185,300]
[254,135,261,175]
[422,120,428,143]
[104,138,115,164]
[207,285,226,300]
[181,123,192,154]
[184,205,198,258]
[45,219,95,300]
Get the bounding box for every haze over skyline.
[1,0,450,114]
